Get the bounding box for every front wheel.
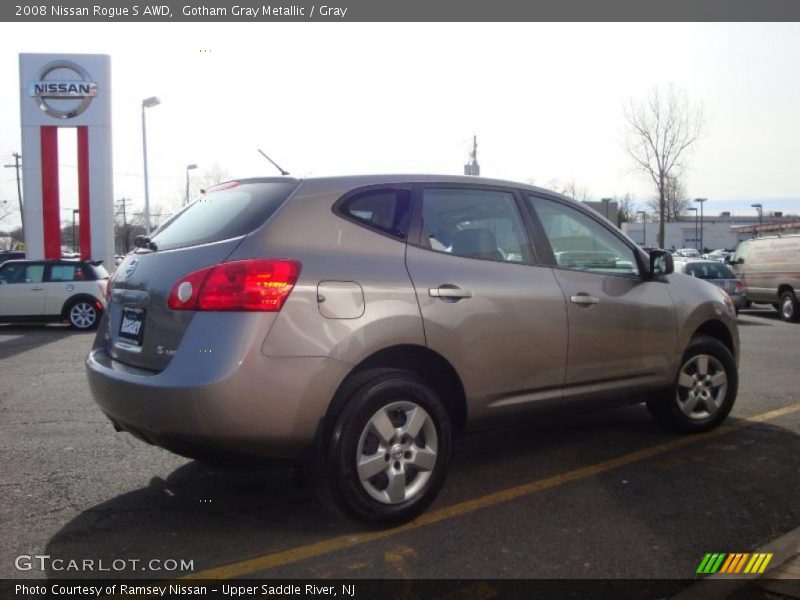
[67,300,100,330]
[779,290,799,323]
[647,336,738,433]
[325,369,452,525]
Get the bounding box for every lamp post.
[751,203,763,237]
[184,164,198,206]
[637,210,647,245]
[687,207,698,250]
[141,96,161,235]
[72,209,79,253]
[694,198,707,252]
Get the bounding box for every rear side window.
[48,264,87,282]
[336,188,411,239]
[149,181,298,251]
[419,188,531,263]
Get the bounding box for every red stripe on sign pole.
[77,126,92,260]
[40,126,61,260]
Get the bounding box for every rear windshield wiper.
[134,235,158,251]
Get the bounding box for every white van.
[732,235,800,322]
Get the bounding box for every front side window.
[0,263,45,284]
[419,188,530,263]
[529,196,639,276]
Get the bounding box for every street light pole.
[141,96,161,235]
[637,210,647,245]
[751,203,763,237]
[72,209,79,253]
[694,198,707,252]
[184,164,198,206]
[688,207,698,250]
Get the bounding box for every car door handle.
[29,286,44,291]
[570,294,599,306]
[429,286,472,299]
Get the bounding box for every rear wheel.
[325,369,452,525]
[779,290,799,322]
[67,300,100,330]
[647,336,738,433]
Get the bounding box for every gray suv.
[86,175,739,524]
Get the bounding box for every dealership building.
[622,213,800,251]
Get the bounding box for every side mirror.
[648,249,674,276]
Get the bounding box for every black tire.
[647,336,738,433]
[779,290,799,323]
[325,368,452,526]
[66,299,100,330]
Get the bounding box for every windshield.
[148,181,298,251]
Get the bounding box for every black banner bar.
[0,578,760,600]
[4,0,800,22]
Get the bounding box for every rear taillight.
[168,259,301,312]
[735,280,745,293]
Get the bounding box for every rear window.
[149,181,297,251]
[91,264,110,279]
[685,262,735,280]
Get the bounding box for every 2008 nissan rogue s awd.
[86,175,739,524]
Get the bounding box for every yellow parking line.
[183,401,800,580]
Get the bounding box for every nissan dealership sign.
[19,53,114,270]
[28,60,99,119]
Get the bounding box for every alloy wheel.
[70,302,97,329]
[356,401,438,505]
[676,354,728,420]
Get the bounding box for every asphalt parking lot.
[1,307,799,586]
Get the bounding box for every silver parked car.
[674,259,746,313]
[86,175,740,524]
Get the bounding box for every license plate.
[118,307,146,345]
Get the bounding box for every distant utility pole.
[464,135,480,176]
[3,152,23,237]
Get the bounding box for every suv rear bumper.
[86,347,352,459]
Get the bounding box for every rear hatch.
[105,179,298,371]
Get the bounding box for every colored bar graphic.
[698,552,773,575]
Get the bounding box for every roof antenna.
[257,149,290,176]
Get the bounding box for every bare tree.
[624,85,703,247]
[0,200,16,224]
[547,178,591,202]
[180,163,232,206]
[646,174,690,222]
[616,193,636,226]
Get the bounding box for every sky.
[2,22,800,230]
